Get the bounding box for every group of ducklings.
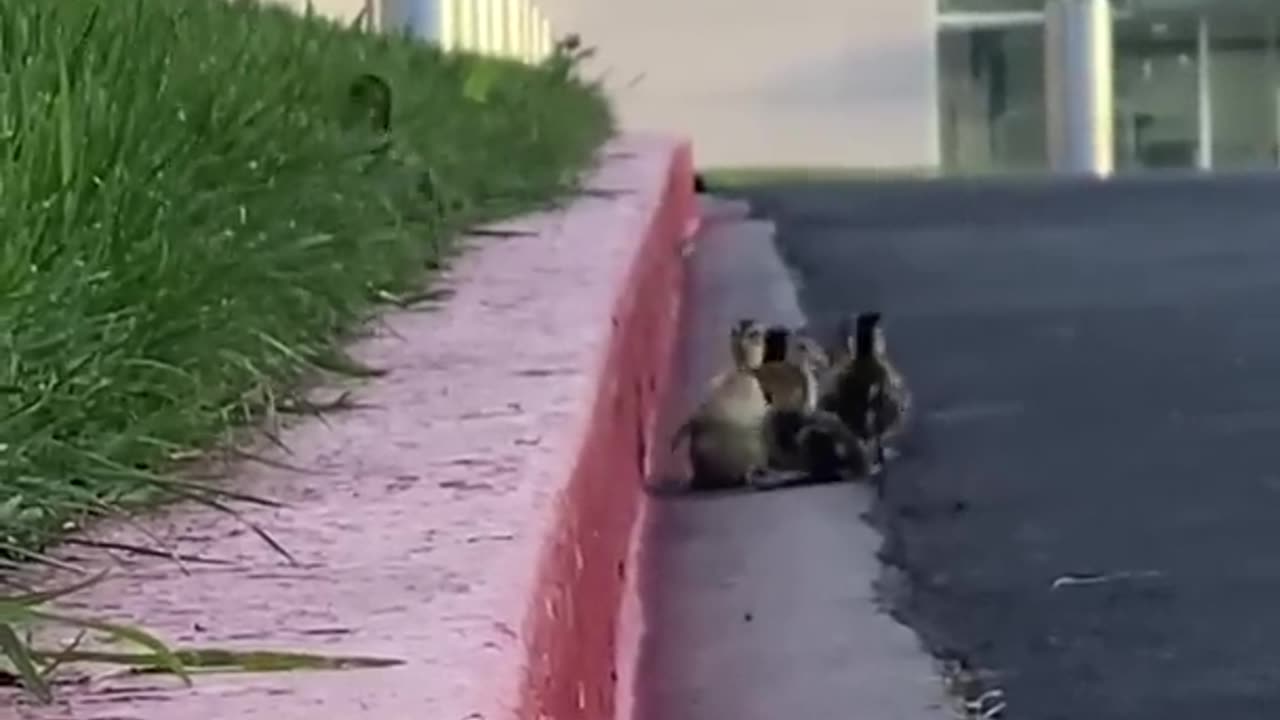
[671,312,911,493]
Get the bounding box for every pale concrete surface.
[7,135,679,720]
[539,0,941,170]
[633,198,953,720]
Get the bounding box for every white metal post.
[1195,14,1214,170]
[1264,14,1274,166]
[1268,14,1279,166]
[1044,0,1114,177]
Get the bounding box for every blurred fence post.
[367,0,550,60]
[536,11,551,61]
[439,0,457,51]
[457,0,476,50]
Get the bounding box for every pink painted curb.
[518,138,695,720]
[9,133,696,720]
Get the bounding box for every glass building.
[938,0,1280,175]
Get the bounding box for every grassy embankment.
[0,0,611,700]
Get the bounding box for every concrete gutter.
[632,198,956,720]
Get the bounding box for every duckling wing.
[877,363,913,433]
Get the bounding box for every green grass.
[0,0,610,557]
[1,571,189,702]
[0,0,610,698]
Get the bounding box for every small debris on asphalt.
[1051,569,1164,590]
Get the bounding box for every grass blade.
[0,623,52,703]
[23,608,190,686]
[7,569,110,607]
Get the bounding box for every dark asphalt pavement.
[741,173,1280,720]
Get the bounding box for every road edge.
[629,198,958,719]
[517,139,697,720]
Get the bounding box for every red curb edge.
[518,141,697,720]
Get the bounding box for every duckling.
[793,331,831,376]
[756,325,831,408]
[820,312,912,465]
[343,72,459,251]
[669,319,772,490]
[865,313,912,450]
[754,324,812,474]
[346,72,392,135]
[752,325,876,487]
[755,324,807,408]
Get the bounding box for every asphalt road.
[737,172,1280,720]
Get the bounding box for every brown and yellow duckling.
[670,318,773,490]
[820,311,912,468]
